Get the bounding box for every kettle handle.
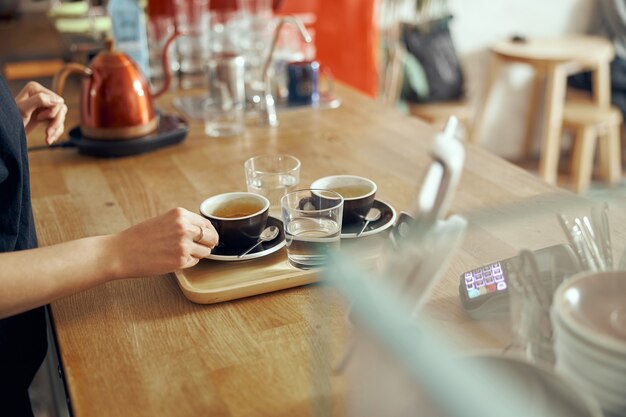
[152,30,181,99]
[52,63,93,96]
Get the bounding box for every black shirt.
[0,76,47,416]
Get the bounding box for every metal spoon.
[356,207,381,237]
[238,226,280,258]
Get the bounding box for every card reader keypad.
[464,262,507,299]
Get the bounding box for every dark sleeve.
[0,105,22,253]
[0,149,7,184]
[0,75,37,253]
[0,77,47,413]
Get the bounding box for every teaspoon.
[238,226,280,258]
[356,207,381,237]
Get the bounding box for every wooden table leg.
[538,64,567,184]
[522,72,544,158]
[469,54,501,144]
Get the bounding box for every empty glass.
[204,53,246,137]
[244,154,301,216]
[174,0,210,89]
[209,10,240,55]
[236,0,273,84]
[508,250,566,366]
[147,15,178,91]
[281,189,343,269]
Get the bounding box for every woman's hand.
[15,81,68,144]
[110,208,219,279]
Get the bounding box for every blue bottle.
[107,0,151,79]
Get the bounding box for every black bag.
[401,16,465,103]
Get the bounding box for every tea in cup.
[199,192,269,249]
[310,175,377,224]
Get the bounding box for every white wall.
[446,0,597,158]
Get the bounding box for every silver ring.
[194,226,204,243]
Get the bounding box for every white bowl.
[558,361,626,405]
[556,362,626,416]
[554,342,626,393]
[552,313,626,371]
[552,271,626,356]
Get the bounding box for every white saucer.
[341,200,397,239]
[205,217,286,261]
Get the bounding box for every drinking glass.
[173,0,210,89]
[281,189,343,269]
[508,251,561,366]
[244,154,300,216]
[236,0,273,84]
[204,53,246,137]
[147,15,178,91]
[209,9,241,54]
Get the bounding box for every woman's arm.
[0,207,218,319]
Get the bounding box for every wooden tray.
[174,248,318,304]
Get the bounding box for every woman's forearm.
[0,207,219,319]
[0,235,121,318]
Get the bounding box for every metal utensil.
[356,208,382,237]
[572,222,598,271]
[582,215,606,269]
[238,226,279,258]
[557,214,589,270]
[591,205,609,269]
[576,217,605,270]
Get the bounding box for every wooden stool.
[471,36,615,185]
[563,102,623,193]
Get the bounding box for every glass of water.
[244,154,301,216]
[281,189,343,269]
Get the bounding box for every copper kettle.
[53,36,178,140]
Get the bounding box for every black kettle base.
[68,114,189,158]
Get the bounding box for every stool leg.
[592,60,611,108]
[469,55,501,144]
[539,64,567,185]
[598,124,623,184]
[571,127,597,194]
[522,72,543,158]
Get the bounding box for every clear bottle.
[107,0,151,79]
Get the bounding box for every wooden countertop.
[27,84,623,416]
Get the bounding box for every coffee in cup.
[310,175,377,224]
[199,192,270,249]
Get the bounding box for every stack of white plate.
[552,271,626,417]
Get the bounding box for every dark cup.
[310,175,377,225]
[199,192,270,249]
[296,189,344,212]
[287,60,319,105]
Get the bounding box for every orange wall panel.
[313,0,378,97]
